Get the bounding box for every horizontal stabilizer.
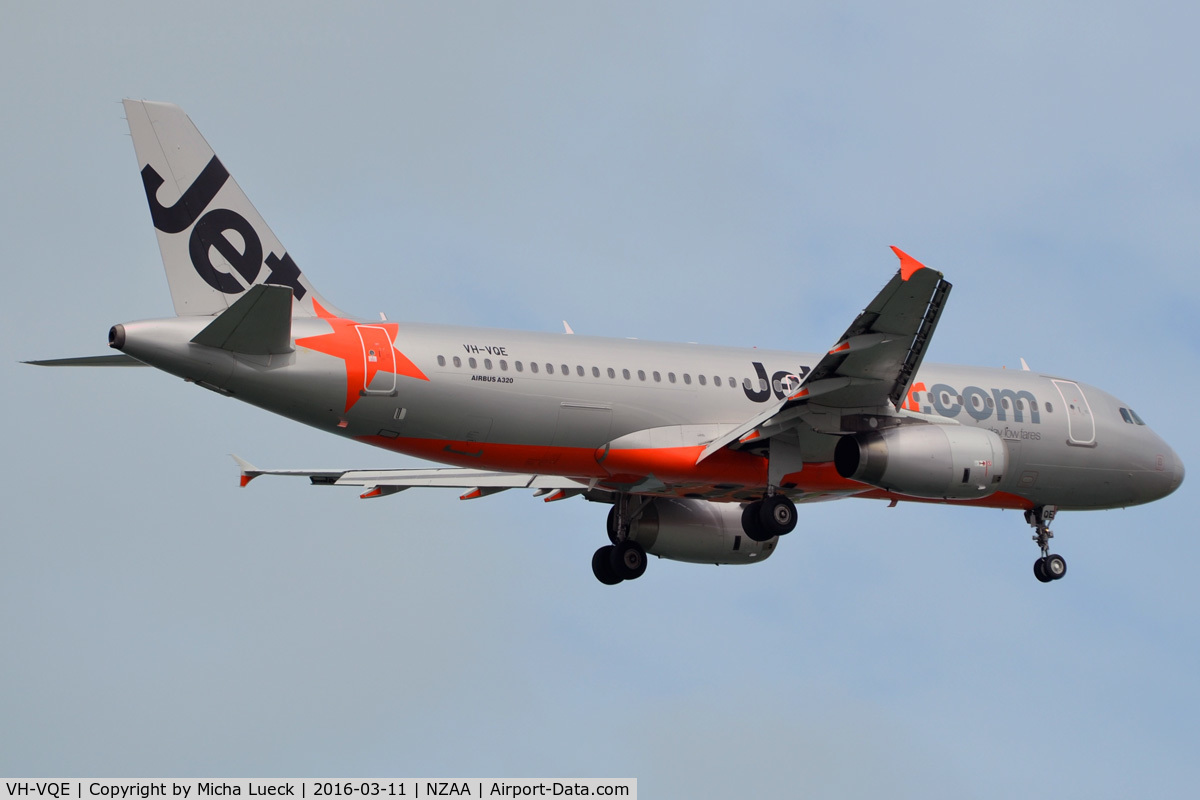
[24,354,147,367]
[192,284,293,355]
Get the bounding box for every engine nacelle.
[627,498,777,565]
[834,424,1008,500]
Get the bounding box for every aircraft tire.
[759,495,797,536]
[592,546,624,585]
[742,502,771,542]
[606,505,620,544]
[1045,553,1067,580]
[1033,557,1053,583]
[610,540,648,581]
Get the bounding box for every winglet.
[231,454,260,487]
[890,246,927,281]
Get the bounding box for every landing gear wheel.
[606,505,620,544]
[610,540,648,581]
[592,545,623,585]
[1034,557,1052,583]
[741,502,771,542]
[1044,553,1067,580]
[758,495,797,536]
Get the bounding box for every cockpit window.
[1129,408,1146,425]
[1120,408,1133,424]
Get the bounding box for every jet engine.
[834,424,1008,500]
[626,497,777,565]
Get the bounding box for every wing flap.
[233,456,590,497]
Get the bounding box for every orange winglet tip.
[239,474,255,488]
[829,341,851,354]
[460,488,483,500]
[890,246,927,281]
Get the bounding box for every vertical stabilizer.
[123,99,340,318]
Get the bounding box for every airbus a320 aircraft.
[30,100,1184,585]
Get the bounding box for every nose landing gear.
[1027,505,1067,583]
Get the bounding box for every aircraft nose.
[1170,449,1185,495]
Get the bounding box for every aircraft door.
[356,325,397,395]
[1051,379,1096,446]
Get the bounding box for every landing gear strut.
[594,496,649,585]
[1026,505,1067,583]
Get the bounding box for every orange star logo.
[296,299,429,412]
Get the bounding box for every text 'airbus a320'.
[29,101,1184,585]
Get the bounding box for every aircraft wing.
[233,456,594,501]
[697,247,951,463]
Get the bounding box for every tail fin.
[123,100,340,318]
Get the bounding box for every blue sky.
[2,2,1198,796]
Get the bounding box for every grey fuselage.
[115,314,1185,512]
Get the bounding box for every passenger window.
[759,379,768,391]
[484,358,492,370]
[437,355,446,367]
[637,369,646,381]
[684,374,692,385]
[1001,398,1009,409]
[468,357,477,369]
[729,377,736,389]
[545,363,554,374]
[561,364,569,375]
[1044,402,1052,413]
[500,360,508,371]
[986,397,994,408]
[531,362,539,373]
[622,369,631,380]
[698,375,706,386]
[577,365,584,377]
[669,372,677,384]
[607,367,615,379]
[714,376,722,387]
[453,356,462,368]
[592,366,599,378]
[653,371,661,382]
[515,361,524,372]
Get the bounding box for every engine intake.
[628,497,777,565]
[834,424,1008,500]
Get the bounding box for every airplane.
[28,100,1184,586]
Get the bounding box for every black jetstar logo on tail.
[140,156,307,300]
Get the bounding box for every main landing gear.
[1027,505,1067,583]
[740,494,798,542]
[592,498,649,585]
